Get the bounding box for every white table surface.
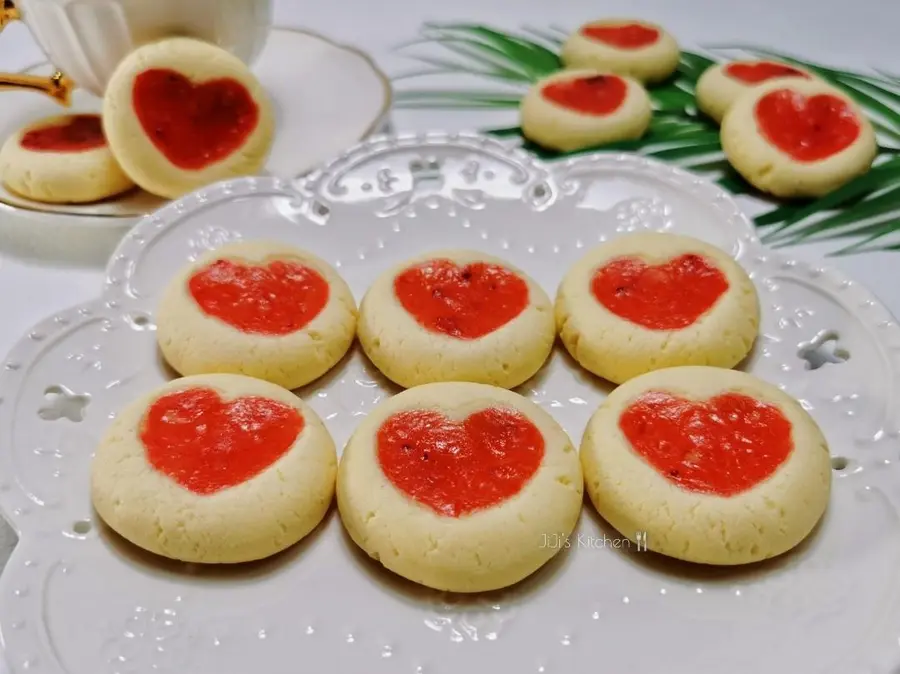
[0,0,898,669]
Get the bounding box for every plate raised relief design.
[1,133,899,674]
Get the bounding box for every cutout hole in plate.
[38,385,90,422]
[831,456,849,471]
[797,330,850,370]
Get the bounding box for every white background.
[0,2,898,670]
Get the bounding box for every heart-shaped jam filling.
[377,408,545,516]
[188,259,330,336]
[754,88,861,162]
[581,23,659,49]
[140,387,304,495]
[591,254,729,330]
[394,259,529,339]
[619,391,794,496]
[725,61,810,84]
[542,75,628,116]
[132,68,260,170]
[20,114,106,153]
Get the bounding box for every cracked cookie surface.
[337,382,583,592]
[556,232,760,385]
[580,366,832,565]
[156,240,357,390]
[357,249,555,390]
[91,373,337,563]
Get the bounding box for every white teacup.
[1,0,272,97]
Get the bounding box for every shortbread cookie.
[0,114,134,203]
[103,37,274,199]
[721,78,877,198]
[520,69,652,152]
[561,19,680,84]
[556,232,759,385]
[338,382,583,592]
[696,60,814,124]
[358,250,555,389]
[581,366,832,565]
[92,373,337,563]
[157,241,356,390]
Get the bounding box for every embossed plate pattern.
[0,133,899,674]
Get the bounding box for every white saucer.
[0,26,391,227]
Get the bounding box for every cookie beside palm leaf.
[393,22,900,254]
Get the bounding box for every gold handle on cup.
[0,0,75,106]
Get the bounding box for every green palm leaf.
[769,184,900,246]
[520,25,565,47]
[760,157,900,242]
[423,22,561,77]
[392,90,523,109]
[392,24,900,253]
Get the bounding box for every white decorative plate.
[1,133,899,674]
[0,26,391,222]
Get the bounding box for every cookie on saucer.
[0,113,134,203]
[337,382,583,592]
[520,69,652,152]
[696,60,815,124]
[556,232,760,385]
[91,374,338,564]
[721,78,877,198]
[102,36,274,199]
[561,19,680,84]
[156,240,357,390]
[358,249,555,389]
[580,366,832,565]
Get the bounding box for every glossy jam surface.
[377,407,545,517]
[754,88,861,162]
[132,68,259,170]
[188,259,329,336]
[619,391,794,496]
[20,114,106,153]
[140,387,304,495]
[591,254,730,330]
[581,23,659,49]
[541,75,628,116]
[725,61,809,84]
[394,259,529,339]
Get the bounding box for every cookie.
[91,373,337,563]
[156,241,357,390]
[0,114,134,204]
[561,19,680,84]
[102,36,274,199]
[696,60,815,124]
[556,232,759,385]
[520,70,652,152]
[337,382,583,592]
[580,366,832,565]
[721,78,877,198]
[357,249,555,389]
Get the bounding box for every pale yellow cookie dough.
[337,382,583,592]
[0,114,134,204]
[520,69,652,152]
[156,240,357,390]
[580,366,832,565]
[556,232,760,385]
[721,78,877,198]
[102,37,274,199]
[696,60,816,124]
[91,373,338,564]
[561,19,680,84]
[358,249,555,389]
